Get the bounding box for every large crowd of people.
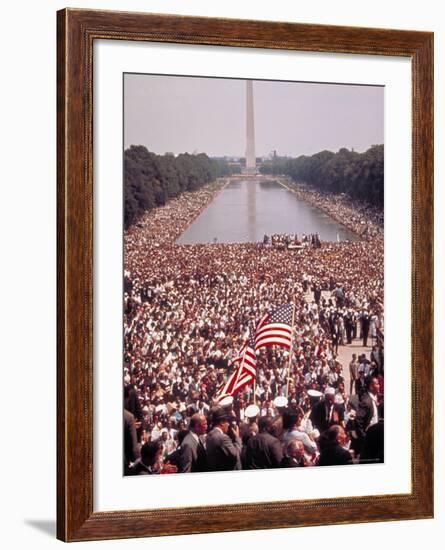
[262,233,322,249]
[123,178,384,475]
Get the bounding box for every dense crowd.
[262,233,322,249]
[123,178,384,475]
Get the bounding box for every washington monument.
[245,80,256,174]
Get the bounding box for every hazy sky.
[124,73,383,157]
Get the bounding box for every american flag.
[255,303,293,351]
[216,335,257,400]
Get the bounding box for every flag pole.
[233,339,248,397]
[286,299,296,398]
[252,333,257,405]
[217,340,245,403]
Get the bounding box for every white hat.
[324,387,335,396]
[245,404,260,419]
[219,395,234,407]
[274,396,288,408]
[307,389,323,398]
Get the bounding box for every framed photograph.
[57,8,433,542]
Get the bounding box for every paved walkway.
[304,290,373,397]
[336,339,372,396]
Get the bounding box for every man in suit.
[344,310,354,345]
[361,418,384,464]
[314,285,322,306]
[124,384,143,439]
[124,409,140,475]
[178,413,208,473]
[310,386,344,434]
[360,310,371,347]
[244,416,283,469]
[129,439,163,475]
[281,439,306,468]
[349,354,359,395]
[318,425,352,466]
[357,376,381,448]
[206,407,242,471]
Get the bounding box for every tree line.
[124,146,237,228]
[260,145,384,208]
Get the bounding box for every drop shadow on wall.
[24,519,56,538]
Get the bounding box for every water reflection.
[246,180,256,242]
[176,180,358,244]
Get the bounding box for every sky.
[124,73,384,158]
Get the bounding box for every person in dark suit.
[124,408,140,475]
[356,376,381,455]
[344,310,354,345]
[314,285,322,306]
[361,419,384,464]
[206,407,242,471]
[360,311,371,347]
[244,416,283,469]
[124,384,143,439]
[281,439,306,468]
[129,439,163,475]
[124,384,143,422]
[318,425,352,466]
[310,387,344,434]
[178,413,208,473]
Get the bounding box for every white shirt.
[368,392,379,429]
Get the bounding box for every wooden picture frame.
[57,8,434,542]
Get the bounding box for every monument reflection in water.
[176,179,358,245]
